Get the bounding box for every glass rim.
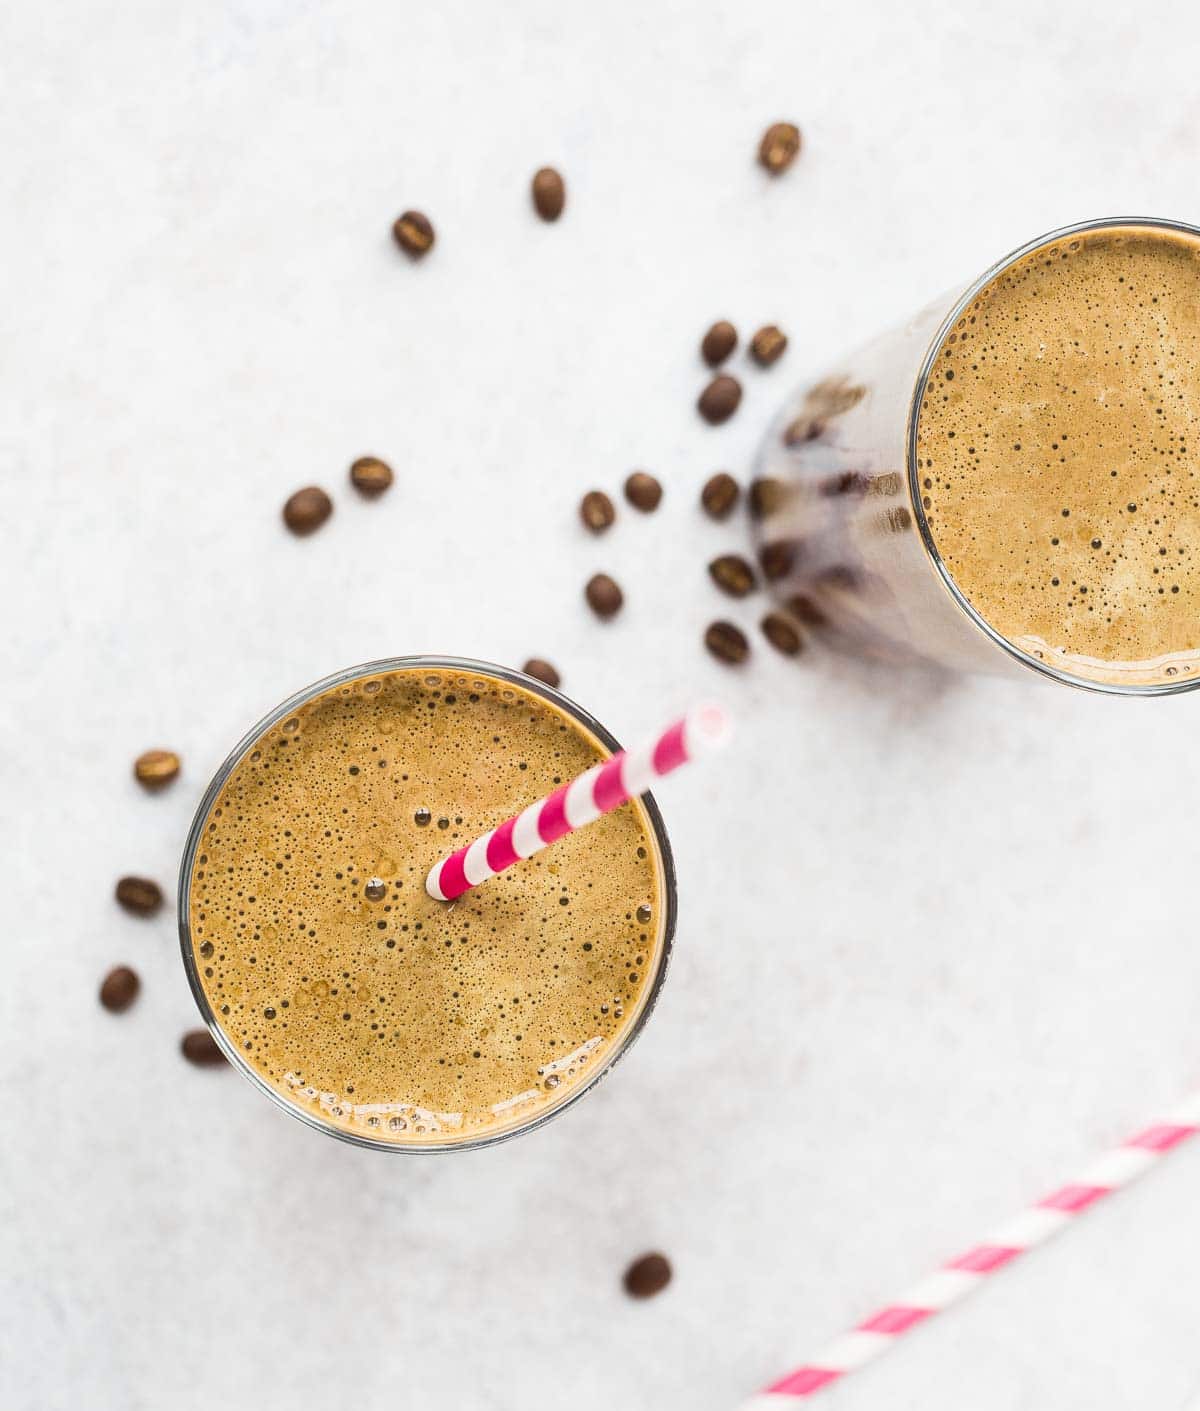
[177,654,678,1154]
[906,214,1200,696]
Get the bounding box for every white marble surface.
[4,2,1200,1408]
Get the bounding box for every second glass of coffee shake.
[755,217,1200,692]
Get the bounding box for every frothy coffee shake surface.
[917,224,1200,685]
[186,667,665,1147]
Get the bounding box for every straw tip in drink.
[686,702,733,753]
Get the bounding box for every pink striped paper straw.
[741,1090,1200,1408]
[425,703,730,902]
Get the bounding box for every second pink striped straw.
[425,703,730,902]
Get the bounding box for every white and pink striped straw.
[425,703,731,902]
[740,1089,1200,1407]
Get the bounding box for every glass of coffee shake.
[753,216,1200,693]
[178,658,676,1151]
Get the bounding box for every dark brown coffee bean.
[758,121,802,175]
[585,574,623,619]
[700,320,737,367]
[700,472,740,520]
[624,471,662,512]
[748,476,785,519]
[349,456,394,498]
[522,658,561,688]
[819,470,870,498]
[750,325,788,367]
[392,210,435,258]
[624,1251,672,1299]
[579,490,616,534]
[783,414,826,446]
[134,749,180,789]
[181,1029,227,1067]
[115,876,163,917]
[531,167,566,221]
[759,539,799,581]
[704,620,749,664]
[708,554,757,598]
[282,486,333,536]
[697,374,742,425]
[99,965,140,1013]
[786,593,828,627]
[761,612,803,656]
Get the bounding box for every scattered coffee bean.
[748,476,785,519]
[624,1251,673,1299]
[882,505,913,533]
[531,167,566,221]
[134,749,180,789]
[349,456,394,498]
[750,324,788,367]
[99,965,140,1013]
[580,490,616,534]
[522,658,561,688]
[704,620,750,664]
[624,471,662,512]
[761,612,803,656]
[819,470,870,497]
[783,414,826,446]
[181,1029,227,1067]
[585,573,623,619]
[786,593,828,627]
[708,554,757,598]
[759,539,799,581]
[282,486,333,536]
[697,374,742,425]
[700,320,737,367]
[392,210,435,258]
[758,121,802,175]
[115,876,163,917]
[700,472,740,520]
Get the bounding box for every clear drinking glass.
[752,215,1200,696]
[178,656,677,1152]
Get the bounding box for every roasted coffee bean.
[786,593,828,627]
[392,210,435,258]
[99,965,140,1013]
[758,121,802,174]
[282,486,333,536]
[761,612,803,656]
[748,476,785,519]
[115,876,163,917]
[134,749,180,789]
[349,456,394,497]
[783,414,826,446]
[531,167,566,221]
[704,620,750,664]
[697,374,742,425]
[819,470,870,498]
[522,658,561,688]
[624,1252,673,1299]
[700,472,740,520]
[708,553,757,598]
[700,320,737,367]
[181,1029,227,1067]
[579,490,616,534]
[624,471,662,512]
[750,324,788,367]
[585,573,623,619]
[759,539,799,581]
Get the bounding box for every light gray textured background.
[3,2,1200,1408]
